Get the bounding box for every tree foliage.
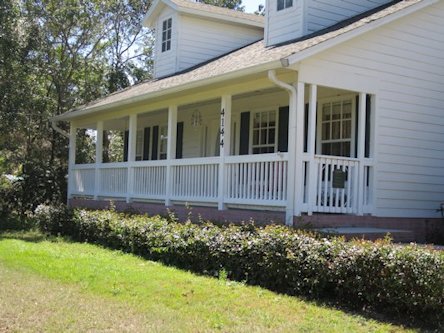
[0,0,244,215]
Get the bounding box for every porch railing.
[71,165,95,196]
[224,153,288,206]
[304,155,373,215]
[70,153,289,208]
[171,157,219,202]
[70,153,372,214]
[132,161,167,200]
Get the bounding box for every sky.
[242,0,263,13]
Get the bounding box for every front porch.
[68,72,376,224]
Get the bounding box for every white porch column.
[94,121,103,200]
[285,84,299,225]
[165,105,178,206]
[218,94,232,210]
[126,114,137,203]
[294,81,306,217]
[357,93,367,215]
[67,124,77,201]
[307,84,317,215]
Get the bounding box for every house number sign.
[332,169,346,189]
[220,108,225,147]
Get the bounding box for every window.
[319,99,354,157]
[252,110,277,154]
[135,129,144,161]
[159,125,168,159]
[161,18,172,52]
[277,0,293,11]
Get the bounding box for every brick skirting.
[69,198,444,243]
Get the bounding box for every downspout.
[51,120,69,138]
[268,69,297,226]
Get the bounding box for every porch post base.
[285,210,294,226]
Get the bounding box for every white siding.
[306,0,391,34]
[265,0,304,46]
[302,2,444,218]
[177,15,263,73]
[265,0,391,45]
[154,7,178,78]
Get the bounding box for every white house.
[53,0,444,234]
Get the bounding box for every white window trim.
[159,124,168,160]
[161,17,172,53]
[249,107,279,155]
[135,128,144,161]
[316,94,356,158]
[277,0,293,11]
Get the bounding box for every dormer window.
[161,18,172,52]
[277,0,293,11]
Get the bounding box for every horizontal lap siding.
[305,3,444,218]
[307,0,391,34]
[265,0,304,45]
[178,16,263,72]
[154,8,178,78]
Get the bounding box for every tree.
[104,0,154,93]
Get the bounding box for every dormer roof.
[143,0,265,28]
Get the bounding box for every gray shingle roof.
[170,0,265,25]
[59,0,425,120]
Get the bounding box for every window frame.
[249,107,279,155]
[135,128,144,161]
[161,17,172,53]
[159,124,168,160]
[277,0,293,11]
[316,95,356,158]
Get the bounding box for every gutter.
[51,120,69,138]
[267,69,297,226]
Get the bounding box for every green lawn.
[0,231,415,332]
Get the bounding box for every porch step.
[316,227,415,243]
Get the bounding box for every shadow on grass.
[1,229,441,332]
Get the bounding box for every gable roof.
[56,0,434,121]
[143,0,264,28]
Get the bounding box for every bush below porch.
[69,198,443,244]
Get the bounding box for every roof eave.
[53,60,282,122]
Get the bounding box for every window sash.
[278,0,293,11]
[319,98,354,157]
[251,110,277,154]
[161,18,172,53]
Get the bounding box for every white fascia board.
[284,0,438,66]
[53,60,282,122]
[143,0,173,27]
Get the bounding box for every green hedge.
[34,205,444,324]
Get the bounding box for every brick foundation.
[69,198,444,243]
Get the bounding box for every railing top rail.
[226,152,289,164]
[314,154,359,162]
[71,164,96,170]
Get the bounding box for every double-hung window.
[277,0,293,11]
[252,110,277,154]
[159,125,168,160]
[319,98,355,157]
[161,18,172,52]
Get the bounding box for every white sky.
[242,0,263,13]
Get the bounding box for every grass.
[0,231,417,332]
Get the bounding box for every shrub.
[33,205,444,325]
